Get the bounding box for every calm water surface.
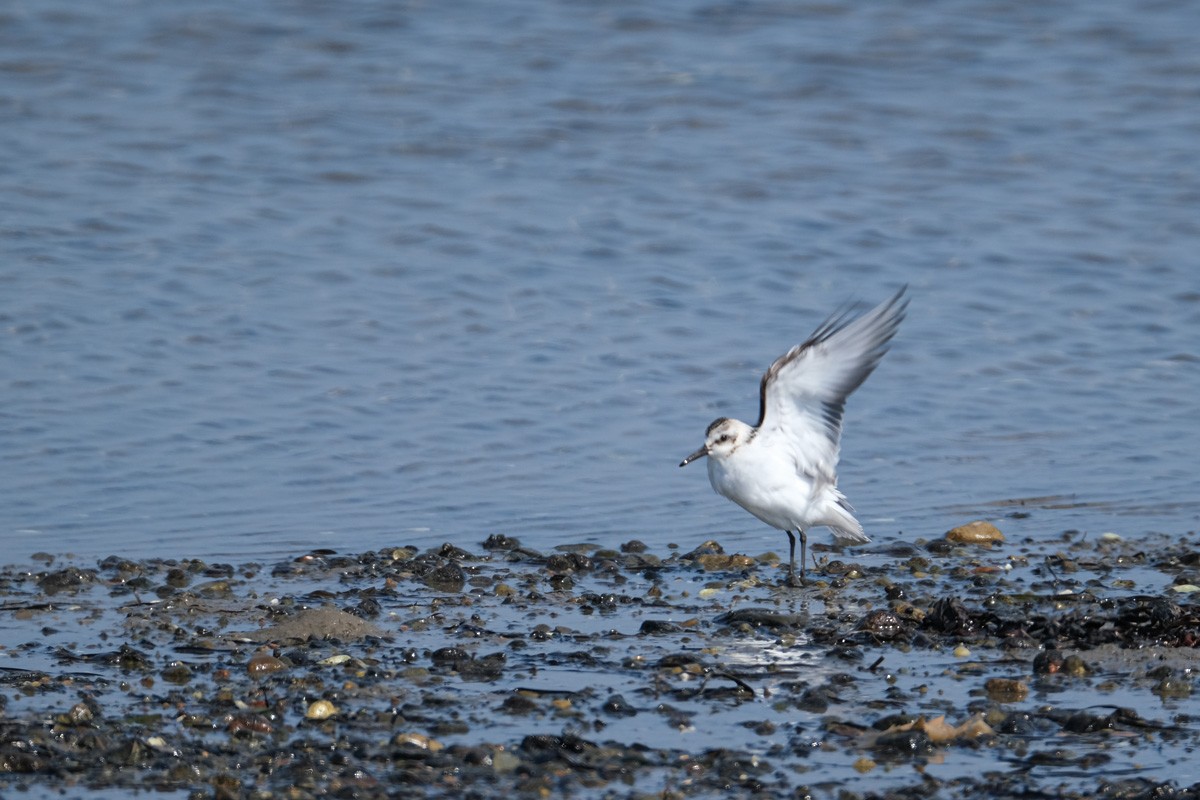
[2,0,1199,561]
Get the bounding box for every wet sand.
[2,524,1199,798]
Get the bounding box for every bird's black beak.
[679,446,708,467]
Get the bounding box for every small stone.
[985,677,1028,703]
[1153,673,1193,698]
[247,652,289,676]
[161,662,193,685]
[953,714,995,739]
[305,700,338,720]
[499,694,538,715]
[38,567,98,595]
[695,553,755,571]
[1061,655,1089,677]
[395,731,444,751]
[859,609,906,640]
[318,654,352,666]
[482,534,520,551]
[602,694,638,717]
[716,608,805,631]
[195,579,234,598]
[226,714,273,736]
[492,749,520,773]
[424,562,465,592]
[1033,649,1064,674]
[59,702,94,726]
[873,729,935,755]
[953,643,971,658]
[164,568,190,588]
[945,521,1004,545]
[920,716,959,743]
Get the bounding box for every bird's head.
[679,417,754,466]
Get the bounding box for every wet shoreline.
[2,525,1199,798]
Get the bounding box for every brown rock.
[945,520,1004,545]
[695,553,756,571]
[246,652,289,676]
[984,677,1028,703]
[238,607,384,644]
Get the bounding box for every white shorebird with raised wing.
[680,287,908,586]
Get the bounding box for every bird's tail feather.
[824,494,870,544]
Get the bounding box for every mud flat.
[2,524,1200,799]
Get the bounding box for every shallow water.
[2,532,1198,798]
[2,1,1199,566]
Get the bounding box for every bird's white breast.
[705,441,816,532]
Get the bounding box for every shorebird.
[680,287,907,586]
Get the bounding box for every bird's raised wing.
[755,286,908,477]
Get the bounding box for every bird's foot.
[782,570,806,589]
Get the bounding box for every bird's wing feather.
[755,286,907,479]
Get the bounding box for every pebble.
[945,521,1005,545]
[247,653,289,676]
[695,553,756,571]
[318,654,352,666]
[491,749,521,773]
[305,700,337,720]
[395,732,444,751]
[984,678,1028,703]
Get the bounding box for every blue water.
[2,0,1198,560]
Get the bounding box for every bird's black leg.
[799,529,808,585]
[785,531,805,588]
